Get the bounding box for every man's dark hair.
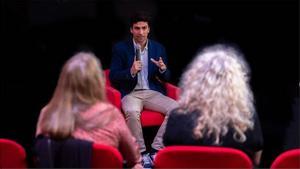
[129,11,152,27]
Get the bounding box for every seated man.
[109,12,178,168]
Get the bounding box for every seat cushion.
[141,109,165,127]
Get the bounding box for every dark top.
[109,39,170,97]
[34,135,92,168]
[163,108,264,160]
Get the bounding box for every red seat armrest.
[165,83,180,100]
[106,86,121,110]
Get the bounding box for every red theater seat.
[154,146,253,168]
[271,149,300,169]
[0,138,27,168]
[92,143,123,168]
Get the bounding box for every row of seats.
[0,138,123,168]
[1,138,299,168]
[156,146,300,168]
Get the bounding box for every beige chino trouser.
[122,90,179,152]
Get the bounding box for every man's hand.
[131,56,142,75]
[151,57,167,71]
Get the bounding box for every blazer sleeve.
[155,45,171,82]
[110,43,137,82]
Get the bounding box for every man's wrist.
[159,68,167,73]
[130,69,136,77]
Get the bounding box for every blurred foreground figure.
[36,51,142,168]
[164,44,263,166]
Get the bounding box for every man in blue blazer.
[109,12,178,168]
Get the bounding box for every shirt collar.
[133,39,148,51]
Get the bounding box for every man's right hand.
[130,56,142,76]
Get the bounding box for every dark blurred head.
[129,11,152,28]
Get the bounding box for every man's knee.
[166,100,179,113]
[124,110,141,121]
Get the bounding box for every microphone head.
[136,47,141,61]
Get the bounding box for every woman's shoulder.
[168,108,200,128]
[81,102,121,118]
[164,108,201,146]
[93,101,119,112]
[169,108,200,119]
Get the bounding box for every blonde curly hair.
[178,44,254,144]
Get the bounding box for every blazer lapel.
[126,39,135,65]
[148,40,155,74]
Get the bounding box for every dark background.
[1,0,299,168]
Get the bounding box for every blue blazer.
[109,39,171,97]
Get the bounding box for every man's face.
[130,21,150,45]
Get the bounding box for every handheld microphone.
[136,46,141,61]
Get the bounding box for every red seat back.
[154,146,253,168]
[0,138,27,168]
[104,69,111,86]
[271,149,300,169]
[91,143,123,168]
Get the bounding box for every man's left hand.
[151,57,167,71]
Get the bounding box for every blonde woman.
[36,51,142,168]
[163,44,263,166]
